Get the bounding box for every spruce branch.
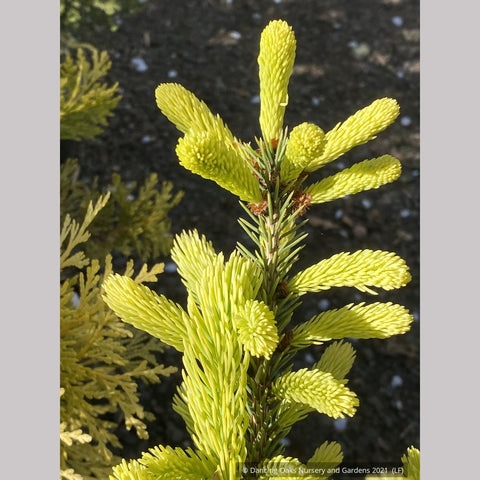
[103,19,417,480]
[306,98,400,170]
[305,155,402,204]
[290,302,413,348]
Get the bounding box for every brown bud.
[292,191,313,216]
[248,200,268,215]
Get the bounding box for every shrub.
[60,23,182,479]
[60,193,177,480]
[61,158,183,263]
[60,0,145,38]
[60,47,122,141]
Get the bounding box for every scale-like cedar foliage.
[60,0,144,38]
[102,20,419,479]
[60,193,177,480]
[60,47,121,141]
[61,158,183,262]
[60,41,182,477]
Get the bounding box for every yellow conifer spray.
[103,20,418,480]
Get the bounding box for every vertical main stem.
[244,150,296,477]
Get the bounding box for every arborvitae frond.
[175,129,262,203]
[60,0,144,37]
[60,193,110,270]
[140,445,217,479]
[306,98,400,169]
[109,459,150,480]
[60,422,92,447]
[292,302,413,347]
[287,250,411,295]
[102,274,188,351]
[61,194,176,480]
[61,259,176,478]
[281,123,326,181]
[234,299,279,359]
[134,262,165,284]
[60,158,91,219]
[61,159,183,262]
[258,20,296,143]
[155,83,235,141]
[305,155,402,204]
[61,468,84,480]
[60,47,121,140]
[272,368,359,418]
[314,341,356,380]
[103,173,183,260]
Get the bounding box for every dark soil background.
[64,0,419,471]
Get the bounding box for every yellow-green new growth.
[140,445,218,479]
[155,83,262,204]
[288,249,411,295]
[292,302,413,348]
[314,341,357,381]
[258,20,296,142]
[305,155,401,204]
[259,442,343,480]
[105,18,415,480]
[235,299,279,359]
[109,459,149,480]
[170,229,217,300]
[365,446,420,480]
[273,368,359,419]
[281,122,326,181]
[274,341,357,431]
[102,275,188,351]
[155,83,235,140]
[103,231,265,479]
[306,97,400,170]
[176,129,262,203]
[306,441,343,479]
[259,456,305,480]
[402,446,420,480]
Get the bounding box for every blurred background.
[61,0,419,469]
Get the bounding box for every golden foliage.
[104,18,416,480]
[258,20,297,142]
[288,249,411,295]
[61,158,183,262]
[60,47,121,141]
[60,194,177,480]
[305,155,402,204]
